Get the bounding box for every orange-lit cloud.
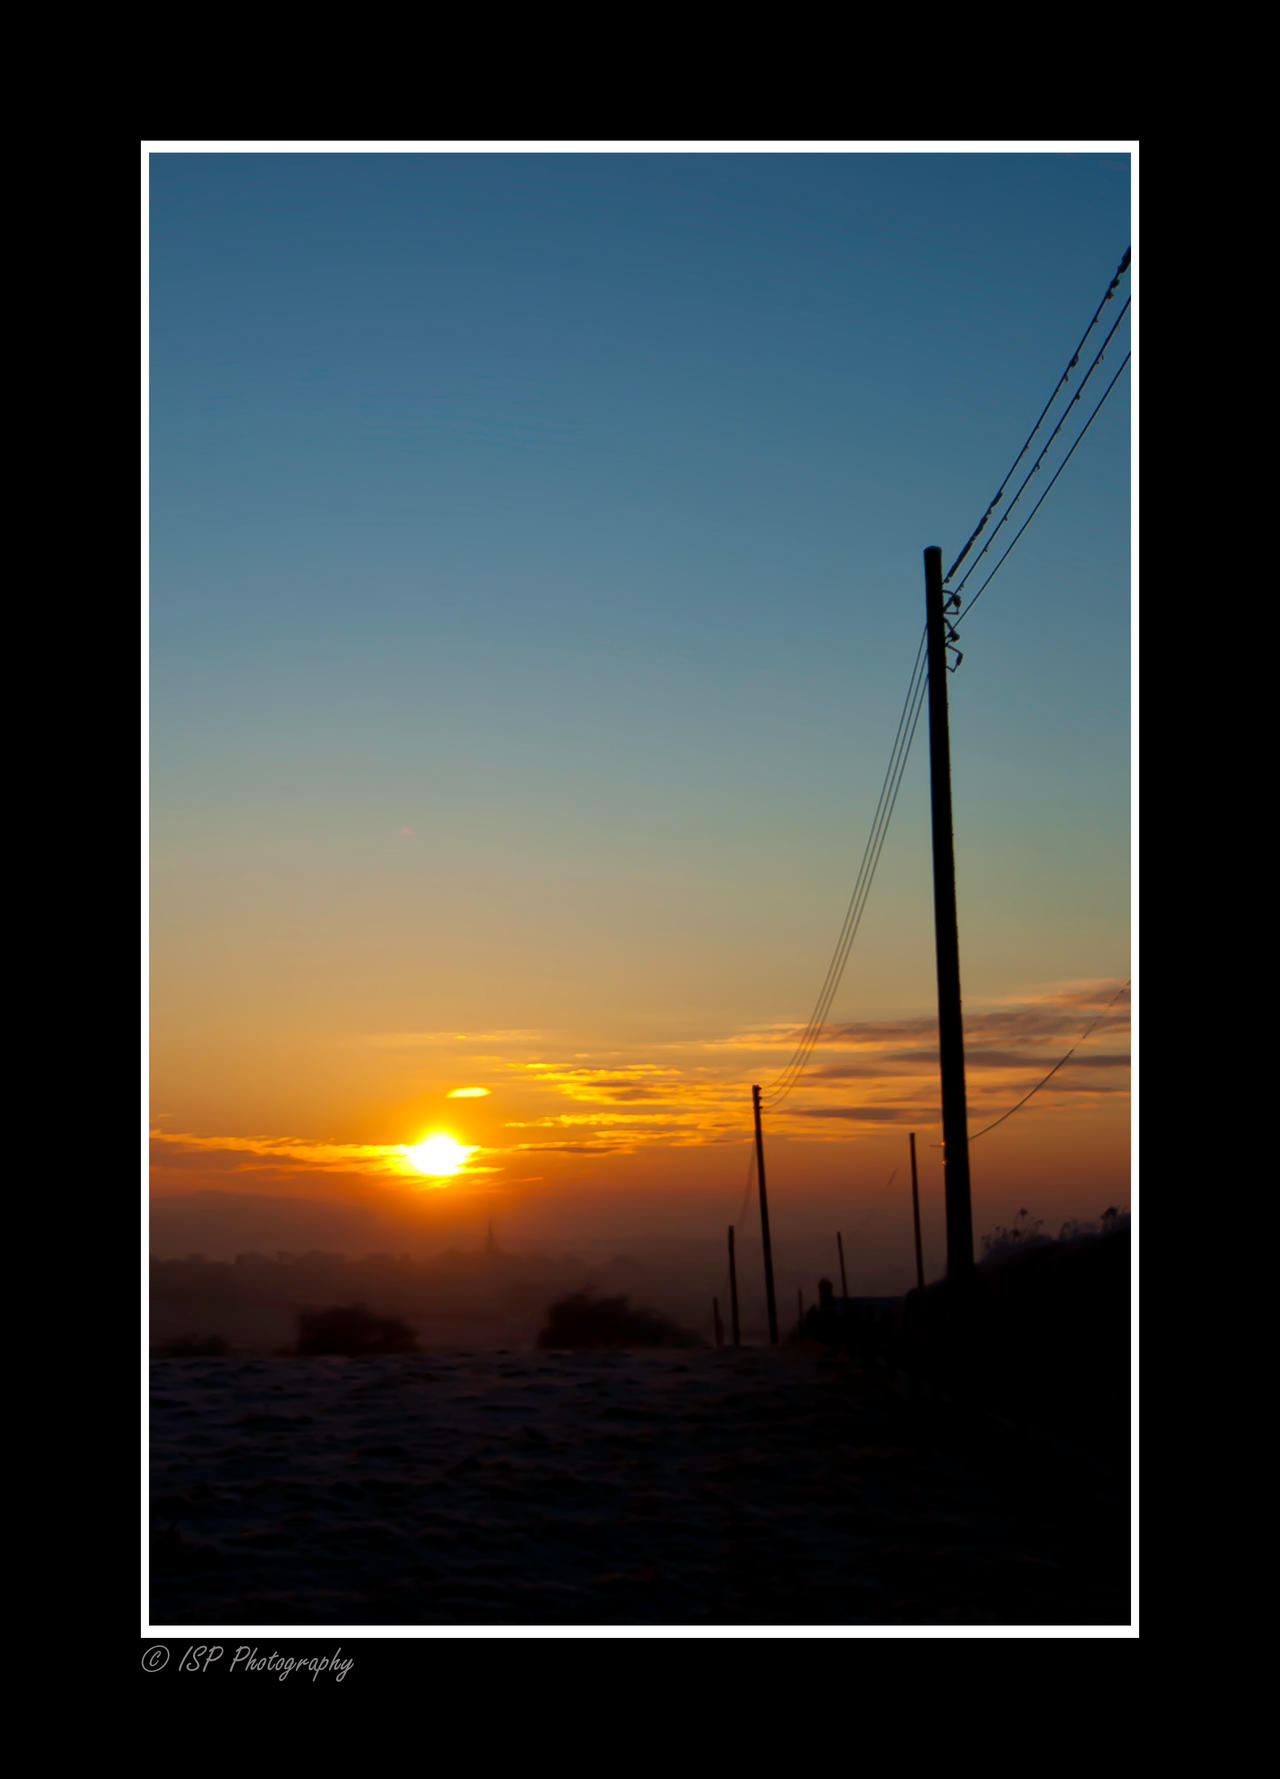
[150,982,1129,1189]
[150,1129,499,1185]
[488,979,1130,1151]
[359,1030,549,1049]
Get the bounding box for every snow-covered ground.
[150,1348,1126,1626]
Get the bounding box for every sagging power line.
[757,252,1131,1119]
[945,247,1130,588]
[968,980,1131,1142]
[737,245,1131,1313]
[760,630,930,1110]
[956,353,1131,626]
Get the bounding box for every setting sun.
[405,1133,475,1178]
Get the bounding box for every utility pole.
[908,1132,925,1292]
[836,1230,849,1300]
[728,1226,741,1346]
[752,1085,780,1344]
[924,546,974,1280]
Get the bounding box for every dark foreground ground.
[150,1343,1129,1627]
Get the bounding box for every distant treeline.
[151,1246,648,1312]
[150,1247,666,1354]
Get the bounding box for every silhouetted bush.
[295,1303,418,1355]
[537,1291,703,1350]
[156,1334,230,1358]
[980,1208,1051,1260]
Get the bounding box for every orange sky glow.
[148,153,1132,1286]
[150,978,1130,1274]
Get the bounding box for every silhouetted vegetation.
[981,1205,1128,1260]
[902,1217,1130,1460]
[295,1303,418,1356]
[149,1245,712,1353]
[537,1291,703,1350]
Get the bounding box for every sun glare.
[405,1133,475,1178]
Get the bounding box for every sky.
[147,145,1133,1285]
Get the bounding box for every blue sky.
[148,148,1131,1220]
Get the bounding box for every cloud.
[496,989,1129,1153]
[154,980,1129,1185]
[993,978,1131,1013]
[801,1064,892,1082]
[507,1141,633,1155]
[359,1029,550,1049]
[152,1128,402,1166]
[519,1061,737,1110]
[789,1105,921,1123]
[704,981,1130,1061]
[149,1128,485,1185]
[964,1048,1130,1071]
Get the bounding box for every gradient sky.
[147,146,1133,1280]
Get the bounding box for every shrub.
[980,1208,1051,1261]
[981,1205,1131,1261]
[295,1303,418,1355]
[536,1291,703,1350]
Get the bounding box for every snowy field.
[150,1348,1127,1627]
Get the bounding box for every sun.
[405,1133,475,1178]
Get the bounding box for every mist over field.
[148,1166,958,1353]
[149,1186,1126,1355]
[150,1241,715,1353]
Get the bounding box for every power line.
[945,247,1130,587]
[950,299,1130,605]
[776,659,926,1095]
[968,980,1130,1142]
[764,668,924,1110]
[761,631,930,1108]
[717,1145,757,1309]
[956,352,1130,626]
[735,1142,756,1225]
[761,646,923,1103]
[754,251,1131,1117]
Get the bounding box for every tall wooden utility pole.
[924,546,974,1280]
[752,1085,780,1344]
[908,1132,925,1292]
[727,1225,741,1346]
[836,1230,849,1300]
